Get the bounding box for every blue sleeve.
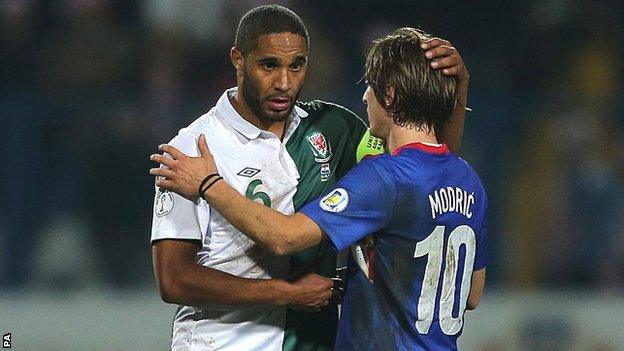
[474,225,488,270]
[474,199,488,270]
[300,158,395,252]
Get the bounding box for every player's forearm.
[438,77,469,154]
[204,181,319,255]
[466,268,485,310]
[159,262,293,307]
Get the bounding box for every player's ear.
[230,47,244,77]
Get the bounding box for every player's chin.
[369,125,383,138]
[263,108,291,122]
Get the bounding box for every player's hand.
[149,134,218,201]
[421,37,469,85]
[288,273,333,311]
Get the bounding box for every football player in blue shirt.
[151,27,487,351]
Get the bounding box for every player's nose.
[274,68,291,92]
[362,86,371,105]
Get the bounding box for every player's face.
[240,33,308,123]
[363,86,391,138]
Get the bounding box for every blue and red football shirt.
[301,142,488,351]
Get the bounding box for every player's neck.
[230,91,286,139]
[386,125,438,153]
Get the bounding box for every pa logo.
[3,333,11,348]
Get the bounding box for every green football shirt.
[282,100,369,351]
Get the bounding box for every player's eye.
[262,62,278,70]
[289,62,304,71]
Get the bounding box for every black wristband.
[200,176,223,200]
[198,173,219,199]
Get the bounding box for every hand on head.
[421,37,469,84]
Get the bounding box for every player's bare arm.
[422,37,470,154]
[153,239,332,309]
[467,268,486,310]
[150,135,322,255]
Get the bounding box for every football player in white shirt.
[150,6,332,351]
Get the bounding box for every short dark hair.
[364,27,456,132]
[235,5,309,55]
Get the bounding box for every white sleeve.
[150,132,209,244]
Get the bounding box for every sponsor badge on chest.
[307,132,332,163]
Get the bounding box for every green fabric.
[283,100,368,351]
[356,129,385,163]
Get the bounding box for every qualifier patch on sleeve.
[319,188,349,213]
[155,190,175,217]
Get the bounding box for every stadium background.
[1,0,623,349]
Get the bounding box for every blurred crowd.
[0,0,622,292]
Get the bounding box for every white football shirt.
[151,87,308,351]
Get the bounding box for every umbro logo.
[237,167,261,178]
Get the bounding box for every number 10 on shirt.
[414,225,476,336]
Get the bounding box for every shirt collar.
[215,87,308,140]
[392,141,450,155]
